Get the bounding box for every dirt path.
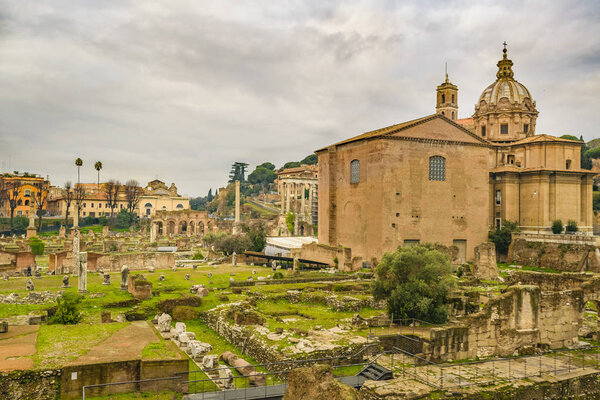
[68,321,160,365]
[0,325,39,371]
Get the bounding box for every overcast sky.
[0,0,598,197]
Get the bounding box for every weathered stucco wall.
[318,117,490,264]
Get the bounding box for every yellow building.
[316,45,594,265]
[47,180,189,219]
[0,173,50,217]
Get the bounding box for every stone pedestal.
[26,227,37,239]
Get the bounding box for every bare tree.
[74,183,86,222]
[103,179,121,217]
[34,182,48,231]
[63,181,73,226]
[124,180,142,214]
[5,180,22,232]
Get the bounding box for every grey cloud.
[0,0,598,196]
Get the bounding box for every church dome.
[477,46,534,107]
[472,44,538,142]
[478,78,532,106]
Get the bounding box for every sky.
[0,0,599,197]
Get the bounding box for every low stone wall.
[61,358,188,400]
[201,304,371,371]
[290,242,360,271]
[508,238,600,272]
[229,275,357,287]
[95,252,175,272]
[0,369,61,400]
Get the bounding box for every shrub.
[116,209,137,229]
[488,220,520,255]
[551,220,564,234]
[98,216,108,226]
[566,220,578,233]
[372,244,454,324]
[49,293,83,324]
[214,234,252,255]
[246,223,266,252]
[192,252,205,260]
[12,216,28,234]
[286,212,295,233]
[272,271,284,279]
[29,236,45,255]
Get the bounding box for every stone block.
[158,313,172,333]
[175,322,186,334]
[202,354,218,369]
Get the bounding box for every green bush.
[116,209,137,229]
[192,252,205,260]
[49,293,83,324]
[566,220,578,233]
[12,216,28,234]
[372,244,455,324]
[98,216,108,226]
[29,236,45,255]
[551,220,563,234]
[273,271,284,279]
[285,212,295,233]
[246,223,266,252]
[214,234,252,255]
[488,220,520,255]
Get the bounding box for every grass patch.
[141,340,180,360]
[35,322,128,368]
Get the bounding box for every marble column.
[78,251,87,294]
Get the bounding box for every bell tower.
[436,69,458,121]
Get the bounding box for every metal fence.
[82,344,600,399]
[393,345,600,390]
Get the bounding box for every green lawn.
[35,322,128,368]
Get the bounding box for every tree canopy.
[228,162,249,183]
[372,244,455,324]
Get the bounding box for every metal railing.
[393,345,600,390]
[82,344,600,398]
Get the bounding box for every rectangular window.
[507,155,515,165]
[481,126,486,137]
[523,124,529,134]
[566,160,571,170]
[350,160,360,184]
[24,189,31,197]
[495,218,502,229]
[495,190,501,205]
[429,156,446,181]
[91,203,94,208]
[500,124,509,134]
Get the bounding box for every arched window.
[429,156,446,181]
[451,94,455,103]
[441,94,446,103]
[145,203,153,208]
[176,204,184,209]
[350,160,360,184]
